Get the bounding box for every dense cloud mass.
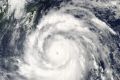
[0,0,120,80]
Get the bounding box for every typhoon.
[0,0,120,80]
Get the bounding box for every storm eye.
[44,35,79,67]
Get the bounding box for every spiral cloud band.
[18,7,116,80]
[0,0,120,80]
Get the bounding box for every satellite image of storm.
[0,0,120,80]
